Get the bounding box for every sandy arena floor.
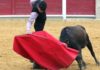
[0,18,100,70]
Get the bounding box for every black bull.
[60,25,100,70]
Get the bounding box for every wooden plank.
[67,0,95,15]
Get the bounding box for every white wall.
[96,0,100,19]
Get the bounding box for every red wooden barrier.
[13,0,31,15]
[67,0,95,15]
[45,0,62,15]
[0,0,95,15]
[0,0,12,15]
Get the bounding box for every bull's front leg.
[76,52,86,70]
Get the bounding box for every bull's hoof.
[96,61,100,66]
[80,65,86,70]
[80,66,86,70]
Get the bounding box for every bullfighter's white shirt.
[26,12,38,32]
[30,0,37,5]
[30,0,37,3]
